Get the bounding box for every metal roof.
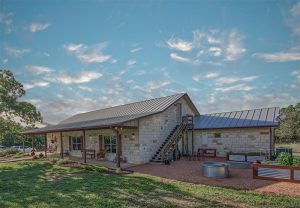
[194,107,280,130]
[24,93,199,134]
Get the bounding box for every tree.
[0,69,42,146]
[276,103,300,143]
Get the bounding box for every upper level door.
[176,103,182,124]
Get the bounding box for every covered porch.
[26,123,139,170]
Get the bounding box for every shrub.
[48,157,59,164]
[276,152,294,166]
[294,157,300,166]
[0,148,20,157]
[56,158,71,165]
[38,153,44,158]
[32,155,38,160]
[84,165,108,173]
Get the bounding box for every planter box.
[252,163,300,183]
[227,152,266,162]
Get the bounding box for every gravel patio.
[128,158,300,197]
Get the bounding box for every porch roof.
[194,107,280,130]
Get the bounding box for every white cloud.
[4,46,31,57]
[288,1,300,36]
[208,47,222,56]
[78,85,92,92]
[56,71,102,84]
[24,81,50,90]
[127,59,136,66]
[127,80,134,84]
[291,70,300,88]
[215,84,254,92]
[192,75,201,82]
[170,53,191,63]
[166,29,246,64]
[167,37,193,51]
[206,73,219,78]
[207,36,220,44]
[0,12,14,33]
[253,52,300,62]
[26,65,54,74]
[193,73,220,83]
[224,30,246,61]
[145,81,171,91]
[291,1,300,17]
[29,23,50,32]
[64,42,111,64]
[216,76,258,85]
[130,47,142,53]
[254,2,300,63]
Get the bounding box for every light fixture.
[131,133,136,140]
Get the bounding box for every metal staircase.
[150,115,193,163]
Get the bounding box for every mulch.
[129,158,300,197]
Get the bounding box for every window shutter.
[80,136,83,151]
[69,136,72,151]
[99,135,103,152]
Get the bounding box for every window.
[72,137,81,150]
[214,133,221,138]
[202,134,208,145]
[104,135,116,153]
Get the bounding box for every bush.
[56,158,71,165]
[294,157,300,166]
[48,157,59,164]
[7,152,28,158]
[32,155,38,160]
[276,152,294,166]
[84,165,108,173]
[0,148,20,157]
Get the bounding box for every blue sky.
[1,0,300,124]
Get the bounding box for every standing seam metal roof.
[194,107,280,129]
[24,93,199,134]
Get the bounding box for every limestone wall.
[138,97,196,162]
[192,127,271,157]
[46,127,139,163]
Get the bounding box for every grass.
[0,161,299,208]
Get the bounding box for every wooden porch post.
[182,135,184,156]
[192,130,194,154]
[44,133,47,157]
[31,134,34,151]
[112,127,121,172]
[60,132,64,159]
[116,130,121,171]
[83,130,86,163]
[186,130,189,155]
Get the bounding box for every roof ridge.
[200,107,280,116]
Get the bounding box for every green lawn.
[0,161,299,208]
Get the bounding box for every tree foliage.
[0,69,42,145]
[276,103,300,142]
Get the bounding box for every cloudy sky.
[1,0,300,124]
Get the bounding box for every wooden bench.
[198,148,217,158]
[82,149,96,159]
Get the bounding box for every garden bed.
[227,152,266,162]
[253,163,300,183]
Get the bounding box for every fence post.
[290,168,294,180]
[252,164,258,179]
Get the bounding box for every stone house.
[24,93,279,165]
